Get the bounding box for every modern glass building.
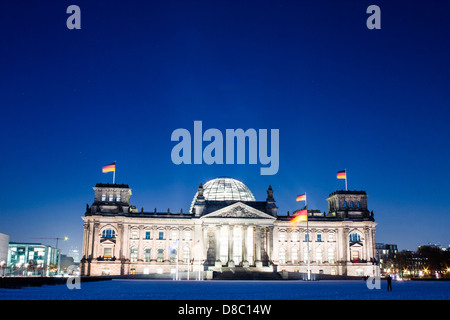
[7,242,60,276]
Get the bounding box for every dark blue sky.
[0,0,449,254]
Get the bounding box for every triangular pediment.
[200,202,276,220]
[100,239,116,245]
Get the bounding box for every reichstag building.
[81,177,379,278]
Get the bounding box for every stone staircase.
[212,268,282,280]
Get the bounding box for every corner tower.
[87,183,133,214]
[326,190,374,221]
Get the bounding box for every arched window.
[183,246,190,263]
[157,249,164,262]
[328,247,335,264]
[279,248,286,264]
[291,247,298,263]
[130,246,138,262]
[102,229,116,239]
[303,246,310,263]
[350,201,354,208]
[170,249,177,263]
[315,247,323,264]
[349,233,361,243]
[144,249,151,262]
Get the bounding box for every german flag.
[296,193,306,202]
[291,209,308,223]
[337,170,346,179]
[102,162,116,173]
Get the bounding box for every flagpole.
[345,168,347,191]
[113,161,116,184]
[305,193,310,280]
[307,205,310,281]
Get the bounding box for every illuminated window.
[130,246,137,262]
[144,249,151,262]
[316,247,323,264]
[103,247,112,258]
[116,194,121,202]
[157,249,164,262]
[183,246,190,263]
[101,194,106,201]
[303,247,310,263]
[170,249,177,262]
[328,247,335,263]
[109,194,114,201]
[291,248,298,262]
[279,248,286,264]
[291,232,298,242]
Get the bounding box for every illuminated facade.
[81,178,379,278]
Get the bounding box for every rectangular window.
[279,233,286,242]
[132,231,138,239]
[305,234,309,242]
[104,248,112,258]
[109,194,114,201]
[116,194,121,202]
[185,231,191,240]
[158,232,164,240]
[291,233,298,242]
[171,231,178,240]
[317,234,322,242]
[145,231,151,240]
[101,194,106,201]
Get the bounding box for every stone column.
[268,226,274,265]
[228,225,234,267]
[117,223,124,260]
[242,226,248,267]
[255,227,262,268]
[92,221,100,259]
[215,226,221,267]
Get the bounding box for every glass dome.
[190,177,255,212]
